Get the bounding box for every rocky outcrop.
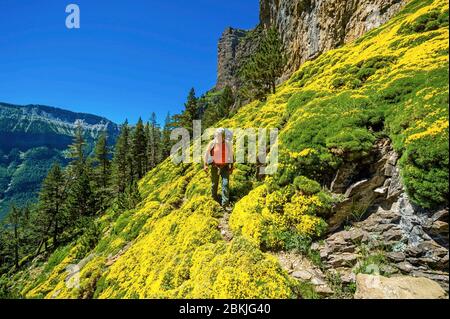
[275,251,333,296]
[216,0,407,89]
[315,139,449,292]
[259,0,407,80]
[328,138,399,232]
[354,274,447,299]
[216,28,261,91]
[317,199,450,291]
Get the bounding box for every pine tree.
[240,27,286,100]
[18,205,33,256]
[118,180,141,210]
[65,125,95,218]
[93,132,110,188]
[146,113,161,170]
[180,88,199,135]
[219,85,234,116]
[144,122,151,171]
[132,117,147,179]
[161,113,173,159]
[6,205,22,268]
[65,165,94,217]
[112,120,132,194]
[36,163,66,249]
[92,132,112,211]
[69,123,87,166]
[202,86,234,127]
[0,225,8,273]
[153,125,162,165]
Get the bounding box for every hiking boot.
[222,204,233,212]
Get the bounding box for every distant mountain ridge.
[0,102,120,219]
[0,102,119,150]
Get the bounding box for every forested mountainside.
[2,0,448,298]
[0,103,119,219]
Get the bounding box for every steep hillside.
[0,103,119,219]
[4,0,448,298]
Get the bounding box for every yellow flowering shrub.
[229,186,267,246]
[186,238,296,299]
[405,118,449,144]
[231,185,330,250]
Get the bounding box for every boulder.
[387,251,406,262]
[396,261,414,273]
[354,274,447,299]
[431,209,449,222]
[292,270,312,281]
[383,228,403,241]
[430,221,449,235]
[328,252,359,268]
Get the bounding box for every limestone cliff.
[216,0,406,89]
[216,27,261,90]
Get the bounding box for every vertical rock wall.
[216,0,407,89]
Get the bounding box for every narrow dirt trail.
[217,202,341,298]
[218,208,233,241]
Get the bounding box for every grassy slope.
[6,0,448,299]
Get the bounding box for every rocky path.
[274,251,334,297]
[218,205,334,296]
[315,200,450,293]
[218,208,233,242]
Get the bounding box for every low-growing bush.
[293,176,321,195]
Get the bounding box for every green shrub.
[76,221,101,259]
[230,164,256,201]
[293,176,321,195]
[348,78,363,89]
[0,275,13,299]
[326,128,376,158]
[357,67,376,81]
[399,9,449,34]
[331,77,345,89]
[286,90,319,114]
[400,136,449,208]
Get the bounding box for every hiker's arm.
[203,141,213,171]
[229,145,234,173]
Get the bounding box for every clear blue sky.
[0,0,259,124]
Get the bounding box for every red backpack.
[211,140,233,167]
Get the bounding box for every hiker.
[204,128,234,207]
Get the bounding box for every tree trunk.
[103,161,107,188]
[53,217,58,247]
[14,224,19,268]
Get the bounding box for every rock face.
[216,27,261,91]
[328,138,398,231]
[315,139,449,292]
[259,0,407,80]
[354,274,447,299]
[216,0,407,89]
